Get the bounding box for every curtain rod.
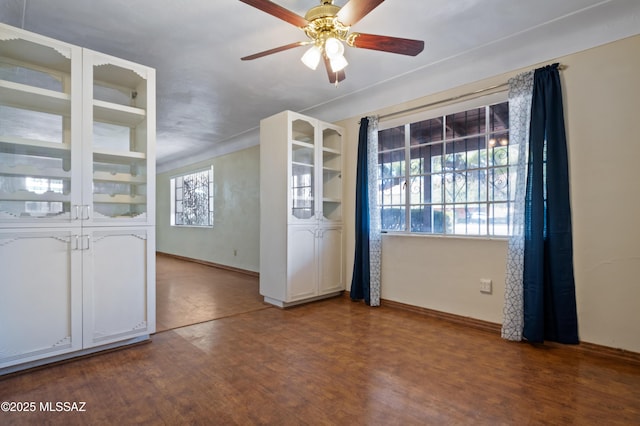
[379,64,566,121]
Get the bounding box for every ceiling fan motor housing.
[304,1,349,46]
[304,2,340,22]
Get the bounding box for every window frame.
[378,91,513,238]
[170,165,214,228]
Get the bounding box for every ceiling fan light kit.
[324,37,345,59]
[301,45,322,70]
[329,54,348,73]
[239,0,425,84]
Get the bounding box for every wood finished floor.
[1,256,639,425]
[155,254,267,332]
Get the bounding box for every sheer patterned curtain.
[351,116,381,306]
[367,117,381,306]
[502,70,534,341]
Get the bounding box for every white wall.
[338,35,640,353]
[156,145,260,272]
[564,35,640,353]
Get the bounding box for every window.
[170,166,214,227]
[378,98,515,237]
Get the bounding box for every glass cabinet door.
[290,118,316,221]
[0,28,81,226]
[85,50,155,225]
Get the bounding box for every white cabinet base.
[0,226,155,376]
[83,227,156,348]
[0,230,82,369]
[0,335,150,376]
[263,291,343,308]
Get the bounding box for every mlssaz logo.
[39,401,87,412]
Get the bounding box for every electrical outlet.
[480,278,492,294]
[233,249,237,256]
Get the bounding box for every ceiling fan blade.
[323,55,346,84]
[238,0,308,27]
[337,0,385,26]
[348,33,424,56]
[241,42,307,60]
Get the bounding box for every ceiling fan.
[239,0,425,84]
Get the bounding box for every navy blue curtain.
[350,118,370,304]
[523,64,579,344]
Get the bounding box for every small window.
[170,166,214,227]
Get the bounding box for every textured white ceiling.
[1,0,639,171]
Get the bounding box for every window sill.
[380,231,509,242]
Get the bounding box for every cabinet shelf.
[92,171,145,184]
[93,99,146,127]
[292,161,313,168]
[0,190,69,202]
[0,79,70,116]
[291,142,314,165]
[93,193,146,204]
[322,198,341,203]
[0,135,70,159]
[291,140,314,149]
[322,147,340,155]
[93,149,146,164]
[0,164,70,180]
[323,166,341,173]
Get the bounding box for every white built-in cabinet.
[260,110,344,307]
[0,24,155,374]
